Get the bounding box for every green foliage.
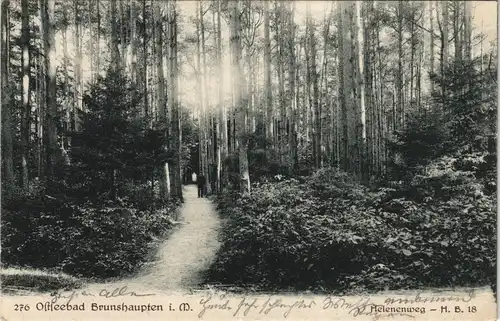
[2,196,176,279]
[431,57,496,148]
[296,144,316,177]
[206,166,496,293]
[388,57,497,182]
[222,129,289,189]
[2,67,180,282]
[387,109,449,181]
[64,67,168,203]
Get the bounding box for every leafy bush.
[2,196,177,279]
[387,57,497,184]
[2,63,181,285]
[205,166,496,293]
[387,109,450,182]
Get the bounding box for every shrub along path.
[84,184,222,293]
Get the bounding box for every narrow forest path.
[84,184,222,294]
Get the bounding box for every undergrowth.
[205,154,496,294]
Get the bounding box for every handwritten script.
[198,294,315,318]
[197,289,476,319]
[49,286,155,305]
[47,287,477,319]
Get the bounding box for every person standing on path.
[197,173,206,198]
[192,172,197,184]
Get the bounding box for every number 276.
[14,304,30,311]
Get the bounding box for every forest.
[1,0,497,295]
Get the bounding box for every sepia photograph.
[0,0,498,320]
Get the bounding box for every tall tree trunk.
[253,54,260,129]
[155,3,168,200]
[215,0,225,192]
[200,0,211,195]
[109,1,119,197]
[37,0,46,179]
[353,1,366,179]
[442,1,449,92]
[168,0,182,201]
[337,2,347,172]
[195,1,204,177]
[396,0,404,130]
[130,0,138,83]
[479,19,483,74]
[409,8,415,104]
[263,0,273,144]
[375,2,386,173]
[88,0,93,83]
[20,0,31,188]
[218,0,227,160]
[212,7,219,192]
[463,0,472,92]
[1,0,15,194]
[246,52,254,134]
[34,52,41,178]
[110,0,120,70]
[305,29,312,147]
[299,38,308,149]
[331,21,338,167]
[319,5,331,167]
[318,7,327,115]
[342,2,356,176]
[251,56,256,133]
[463,1,472,61]
[229,0,250,193]
[119,0,126,64]
[363,2,374,177]
[348,1,365,180]
[42,0,58,178]
[308,4,321,169]
[280,4,287,162]
[429,0,435,93]
[150,0,156,122]
[96,0,100,74]
[140,0,148,118]
[73,0,81,130]
[417,39,423,108]
[288,4,298,174]
[453,2,461,61]
[371,3,379,173]
[62,3,72,151]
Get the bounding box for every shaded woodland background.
[1,0,497,294]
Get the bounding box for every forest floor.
[83,184,222,294]
[1,183,494,312]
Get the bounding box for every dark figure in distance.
[197,174,206,198]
